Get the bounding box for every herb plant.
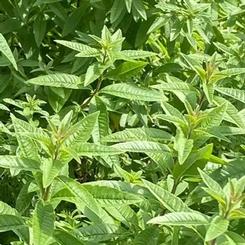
[0,0,245,244]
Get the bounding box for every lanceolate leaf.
[198,169,225,204]
[142,180,190,212]
[0,33,18,70]
[148,212,209,226]
[113,141,170,153]
[84,63,107,86]
[58,176,114,224]
[71,143,123,156]
[11,115,39,161]
[0,215,26,231]
[32,201,54,245]
[78,223,124,242]
[64,112,99,146]
[54,230,85,245]
[103,128,172,143]
[174,129,193,165]
[101,83,166,101]
[153,80,196,92]
[82,184,142,206]
[0,204,29,243]
[26,73,83,89]
[107,60,147,80]
[120,50,156,60]
[55,40,100,57]
[211,68,245,82]
[215,87,245,104]
[205,216,229,241]
[0,155,40,171]
[214,96,245,128]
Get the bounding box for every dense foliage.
[0,0,245,244]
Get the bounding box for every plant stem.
[171,227,180,245]
[43,184,51,201]
[81,77,103,108]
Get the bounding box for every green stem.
[81,77,103,108]
[81,50,107,108]
[43,184,52,201]
[171,227,180,245]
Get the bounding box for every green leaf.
[219,231,245,245]
[110,0,126,23]
[84,63,107,86]
[78,223,123,242]
[132,227,159,245]
[58,176,114,224]
[148,212,209,226]
[142,180,190,212]
[42,159,64,188]
[203,82,214,104]
[54,230,85,245]
[55,40,100,57]
[101,83,166,101]
[180,54,205,81]
[33,15,46,46]
[153,80,196,92]
[198,169,226,205]
[64,112,99,146]
[215,87,245,104]
[200,103,227,128]
[107,60,147,80]
[103,127,172,143]
[113,141,170,153]
[27,73,83,89]
[92,96,110,143]
[82,184,142,206]
[119,50,156,60]
[11,115,39,161]
[0,33,18,70]
[174,129,193,165]
[173,144,213,180]
[71,143,123,156]
[0,155,40,171]
[214,96,245,128]
[0,103,9,111]
[0,215,26,231]
[32,201,54,245]
[132,0,147,20]
[205,216,229,241]
[0,203,29,243]
[125,0,133,12]
[211,68,245,83]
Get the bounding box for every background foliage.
[0,0,245,244]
